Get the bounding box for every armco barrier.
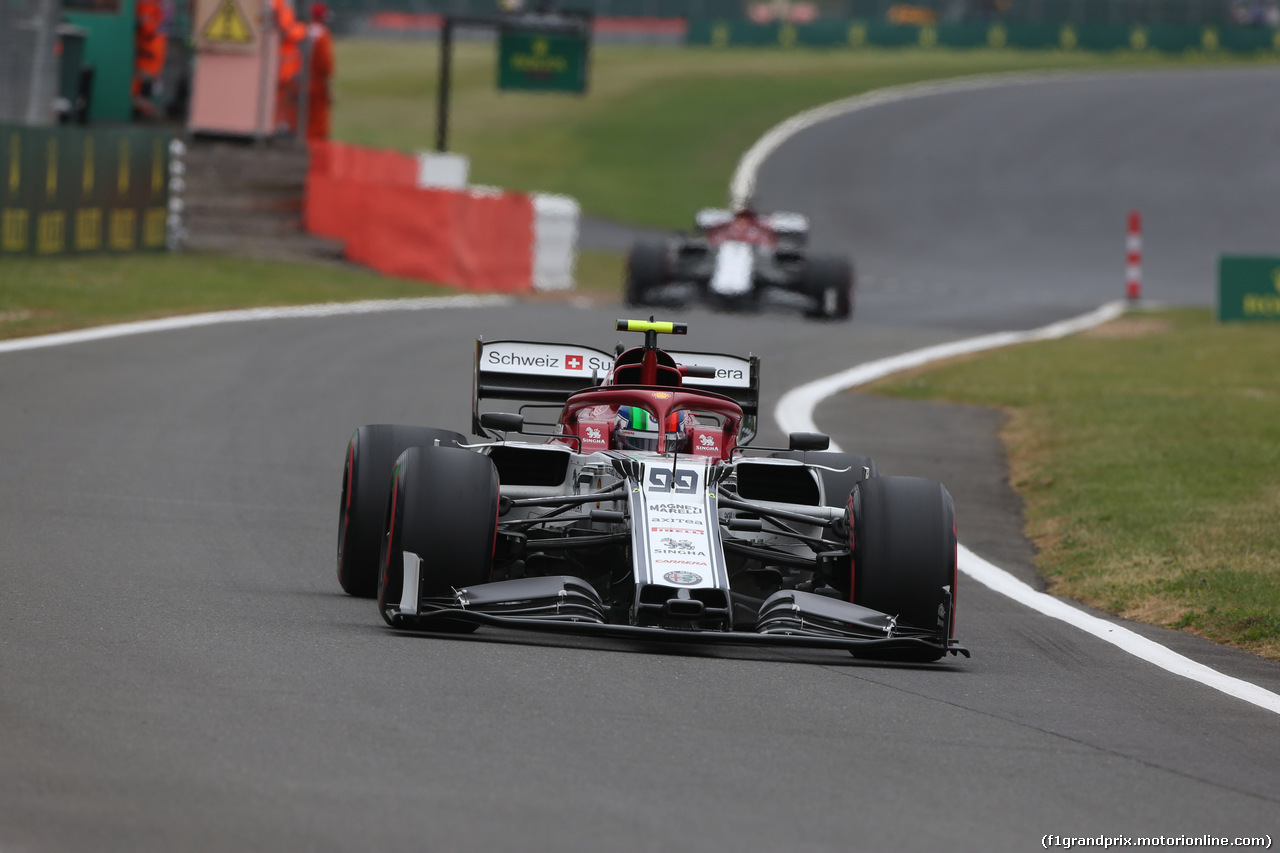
[305,140,534,293]
[687,19,1280,54]
[1,123,172,257]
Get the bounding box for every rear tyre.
[377,446,500,631]
[625,240,668,306]
[849,476,956,661]
[336,424,467,598]
[802,254,854,320]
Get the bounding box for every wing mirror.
[480,412,524,435]
[788,432,830,452]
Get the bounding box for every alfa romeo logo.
[663,571,702,585]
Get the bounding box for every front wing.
[383,576,969,660]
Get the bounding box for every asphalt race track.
[3,68,1279,851]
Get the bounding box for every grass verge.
[867,308,1280,660]
[0,254,450,339]
[0,249,627,341]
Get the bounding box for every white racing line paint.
[0,294,510,354]
[731,70,1105,208]
[773,304,1280,715]
[744,68,1280,714]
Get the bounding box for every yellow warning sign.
[201,0,254,44]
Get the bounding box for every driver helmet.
[614,405,660,452]
[614,407,689,453]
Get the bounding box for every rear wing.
[473,339,614,436]
[473,339,761,443]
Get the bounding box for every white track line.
[731,70,1114,208]
[747,69,1280,714]
[0,294,510,354]
[774,306,1280,714]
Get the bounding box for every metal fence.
[0,0,61,125]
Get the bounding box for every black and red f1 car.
[625,208,855,320]
[336,319,965,661]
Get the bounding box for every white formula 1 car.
[625,208,854,320]
[336,319,964,661]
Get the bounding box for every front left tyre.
[802,254,854,320]
[848,475,957,661]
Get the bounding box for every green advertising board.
[687,18,1280,54]
[62,0,138,123]
[0,124,171,257]
[1218,256,1280,322]
[497,27,589,94]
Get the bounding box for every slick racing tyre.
[770,451,879,509]
[337,424,467,598]
[624,240,668,306]
[802,254,854,320]
[377,445,500,631]
[849,476,957,661]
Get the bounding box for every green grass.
[574,248,626,298]
[333,42,1274,227]
[0,248,628,340]
[0,253,450,338]
[868,309,1280,660]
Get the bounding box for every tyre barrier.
[304,139,577,293]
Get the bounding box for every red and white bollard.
[1125,209,1142,302]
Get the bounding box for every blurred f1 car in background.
[335,319,964,662]
[625,207,855,320]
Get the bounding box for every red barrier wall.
[304,141,534,293]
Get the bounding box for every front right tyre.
[377,445,500,630]
[336,424,467,598]
[624,239,668,306]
